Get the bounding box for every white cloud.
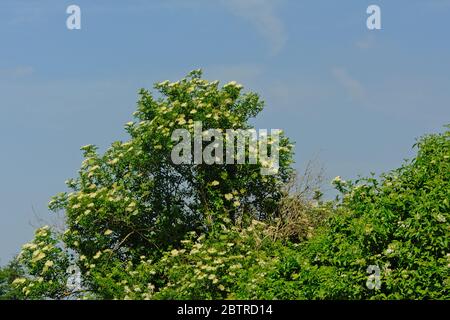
[0,66,34,78]
[221,0,287,55]
[331,67,365,100]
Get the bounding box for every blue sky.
[0,0,449,264]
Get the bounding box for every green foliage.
[284,127,450,299]
[11,227,70,299]
[7,70,449,300]
[0,259,24,300]
[43,70,293,298]
[152,221,286,299]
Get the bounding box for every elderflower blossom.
[42,260,54,272]
[332,176,343,184]
[12,278,27,286]
[224,193,233,200]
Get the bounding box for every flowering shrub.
[284,127,450,299]
[33,70,294,298]
[2,70,448,300]
[64,219,302,300]
[11,227,70,299]
[152,220,284,299]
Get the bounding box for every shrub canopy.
[2,72,448,300]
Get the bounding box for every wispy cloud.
[12,66,34,77]
[221,0,287,55]
[331,67,365,100]
[0,66,34,78]
[355,35,376,50]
